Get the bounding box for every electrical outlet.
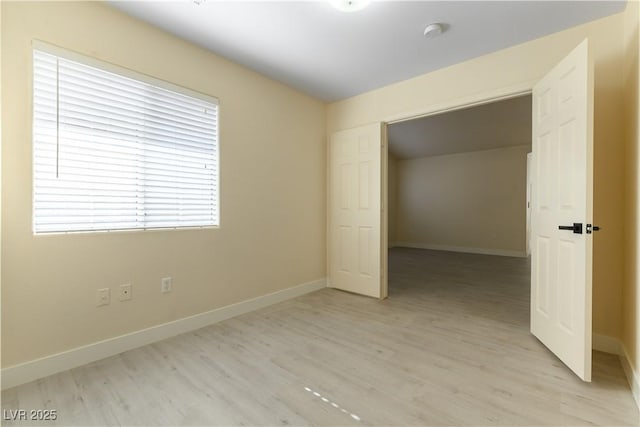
[161,277,172,293]
[97,288,110,306]
[119,284,132,301]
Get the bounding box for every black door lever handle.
[559,223,583,234]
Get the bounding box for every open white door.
[329,123,386,299]
[526,152,532,256]
[531,39,594,381]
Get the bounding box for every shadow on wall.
[592,51,627,344]
[623,8,639,377]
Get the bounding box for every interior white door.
[329,123,385,299]
[531,39,594,381]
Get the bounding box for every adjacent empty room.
[386,95,533,339]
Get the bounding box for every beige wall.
[623,1,640,381]
[329,13,626,339]
[0,0,3,372]
[1,2,326,367]
[394,146,529,255]
[2,0,636,374]
[387,153,397,244]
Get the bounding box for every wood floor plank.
[2,248,638,426]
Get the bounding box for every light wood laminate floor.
[2,248,638,426]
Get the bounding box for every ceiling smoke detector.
[330,0,371,12]
[424,23,445,38]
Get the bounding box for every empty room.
[385,95,533,362]
[2,1,640,426]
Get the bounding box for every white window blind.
[33,47,219,234]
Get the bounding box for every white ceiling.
[109,1,625,102]
[388,95,531,159]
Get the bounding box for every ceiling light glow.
[330,0,371,12]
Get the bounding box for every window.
[32,44,219,234]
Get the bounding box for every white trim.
[1,278,326,390]
[392,242,527,258]
[620,343,640,413]
[589,335,638,413]
[592,333,622,355]
[383,86,534,126]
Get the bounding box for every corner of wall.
[2,0,328,369]
[621,342,640,413]
[622,1,640,411]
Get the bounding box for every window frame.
[31,40,220,235]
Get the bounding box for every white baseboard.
[1,278,326,390]
[392,241,527,258]
[620,343,640,413]
[593,333,622,355]
[591,334,639,413]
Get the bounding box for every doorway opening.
[329,39,594,381]
[385,94,533,329]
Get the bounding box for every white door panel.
[329,123,384,298]
[526,152,532,256]
[531,39,594,381]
